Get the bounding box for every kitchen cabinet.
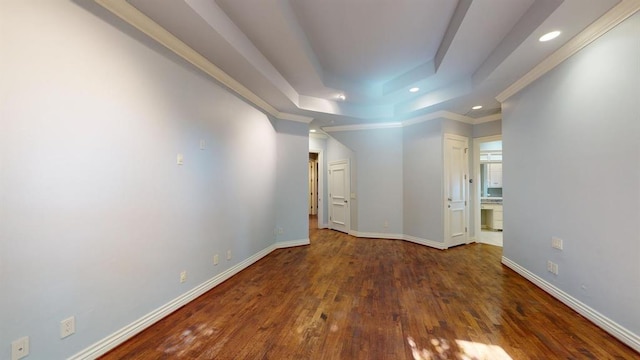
[487,163,502,188]
[480,203,503,230]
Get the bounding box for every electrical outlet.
[226,250,232,260]
[552,263,559,275]
[213,254,219,265]
[551,237,563,250]
[60,316,75,338]
[278,228,283,234]
[180,270,187,283]
[547,260,554,272]
[177,153,184,165]
[199,139,206,150]
[547,261,558,275]
[11,336,29,360]
[383,220,389,228]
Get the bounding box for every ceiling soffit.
[98,0,634,126]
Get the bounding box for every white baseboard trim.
[276,238,310,248]
[70,243,282,360]
[403,235,448,250]
[502,256,640,353]
[350,230,404,240]
[347,230,447,250]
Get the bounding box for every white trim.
[403,235,448,250]
[502,256,640,353]
[70,243,284,360]
[276,238,310,248]
[497,0,640,102]
[323,122,402,132]
[277,112,313,123]
[322,111,502,133]
[349,231,404,240]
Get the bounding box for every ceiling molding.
[496,0,640,103]
[473,113,502,124]
[322,110,502,132]
[276,112,314,124]
[94,0,281,118]
[323,122,403,133]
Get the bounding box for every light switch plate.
[12,336,29,360]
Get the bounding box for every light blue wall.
[0,1,297,358]
[276,120,310,242]
[330,128,404,234]
[503,12,640,337]
[403,120,444,242]
[473,120,502,138]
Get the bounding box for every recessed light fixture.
[409,87,420,93]
[337,94,346,101]
[472,105,483,110]
[539,30,561,42]
[309,129,317,133]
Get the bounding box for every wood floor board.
[101,225,638,359]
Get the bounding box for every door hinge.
[465,227,468,233]
[465,201,467,206]
[464,148,468,154]
[464,174,467,180]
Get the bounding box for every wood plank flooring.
[102,223,638,359]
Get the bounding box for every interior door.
[328,160,349,233]
[444,134,469,247]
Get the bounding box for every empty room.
[1,0,639,359]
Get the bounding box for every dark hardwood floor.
[102,219,637,359]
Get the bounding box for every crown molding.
[94,0,283,118]
[323,122,403,132]
[276,112,314,123]
[473,113,502,124]
[497,0,640,103]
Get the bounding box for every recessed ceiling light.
[409,87,420,93]
[539,30,561,42]
[309,129,317,133]
[337,94,346,101]
[472,105,483,110]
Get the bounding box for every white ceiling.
[124,0,621,129]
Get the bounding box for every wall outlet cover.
[60,316,75,338]
[11,336,29,360]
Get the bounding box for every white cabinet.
[487,163,502,188]
[480,204,503,230]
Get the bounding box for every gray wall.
[0,1,300,358]
[275,120,310,243]
[330,128,404,234]
[503,12,640,336]
[473,119,502,138]
[403,120,445,242]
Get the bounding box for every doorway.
[473,135,503,246]
[444,134,470,247]
[309,149,325,229]
[328,159,350,233]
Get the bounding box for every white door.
[444,134,469,247]
[328,160,350,233]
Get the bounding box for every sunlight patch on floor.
[408,336,512,360]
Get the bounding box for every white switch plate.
[226,250,232,260]
[213,254,219,265]
[60,316,75,338]
[177,153,184,165]
[11,336,29,360]
[180,270,187,283]
[551,237,563,250]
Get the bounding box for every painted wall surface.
[276,120,310,243]
[402,120,444,242]
[0,1,285,358]
[330,128,404,235]
[473,120,502,138]
[309,136,328,225]
[502,12,640,336]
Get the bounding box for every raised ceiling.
[102,0,627,129]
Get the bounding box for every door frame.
[473,134,503,246]
[328,159,350,233]
[309,148,325,228]
[443,133,470,248]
